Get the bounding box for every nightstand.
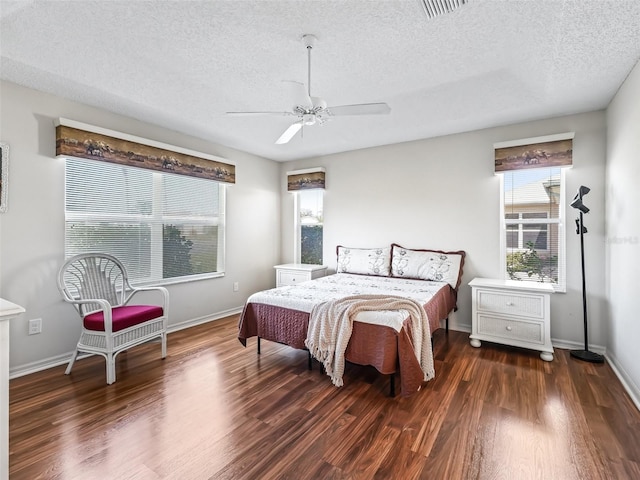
[274,264,328,287]
[469,277,554,361]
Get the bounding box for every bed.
[238,244,465,396]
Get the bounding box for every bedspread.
[238,273,457,396]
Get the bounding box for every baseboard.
[9,306,244,380]
[604,351,640,412]
[441,310,471,334]
[448,323,471,334]
[9,352,76,379]
[166,306,243,334]
[447,328,607,355]
[550,337,606,355]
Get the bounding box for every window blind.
[65,158,225,285]
[296,189,324,264]
[502,167,566,289]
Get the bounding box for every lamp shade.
[571,185,590,213]
[577,185,590,197]
[571,197,590,214]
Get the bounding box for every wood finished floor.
[9,315,640,480]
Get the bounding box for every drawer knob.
[506,326,512,331]
[506,302,515,307]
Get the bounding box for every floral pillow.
[390,244,465,289]
[336,246,391,276]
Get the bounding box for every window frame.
[64,158,226,287]
[505,212,550,251]
[499,168,567,292]
[293,189,324,265]
[293,192,302,263]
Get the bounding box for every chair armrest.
[125,286,169,310]
[62,298,117,334]
[63,297,112,312]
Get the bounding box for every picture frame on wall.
[0,142,8,213]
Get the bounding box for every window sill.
[134,271,225,288]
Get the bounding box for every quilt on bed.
[245,273,450,323]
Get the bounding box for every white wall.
[605,59,640,407]
[0,77,616,377]
[0,80,281,375]
[281,111,608,345]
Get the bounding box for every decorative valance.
[55,118,235,184]
[287,167,325,191]
[494,132,574,173]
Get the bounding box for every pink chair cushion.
[84,305,164,332]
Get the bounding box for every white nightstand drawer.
[278,271,310,286]
[274,264,328,287]
[476,289,544,320]
[477,314,544,345]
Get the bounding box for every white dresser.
[1,298,25,480]
[469,278,554,361]
[274,264,327,287]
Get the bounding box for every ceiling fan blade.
[325,102,391,116]
[283,80,313,109]
[226,111,295,116]
[275,121,303,145]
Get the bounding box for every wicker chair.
[57,253,169,384]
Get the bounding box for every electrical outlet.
[233,282,239,292]
[28,318,42,335]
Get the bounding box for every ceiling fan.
[226,34,391,145]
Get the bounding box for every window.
[65,158,225,285]
[506,212,549,250]
[500,167,566,291]
[294,189,323,264]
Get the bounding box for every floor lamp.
[569,186,604,363]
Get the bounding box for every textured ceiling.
[1,0,639,162]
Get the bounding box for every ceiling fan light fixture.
[311,97,327,110]
[302,114,316,126]
[417,0,468,19]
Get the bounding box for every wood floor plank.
[373,429,427,480]
[9,314,640,480]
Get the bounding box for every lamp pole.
[579,210,589,350]
[570,201,604,363]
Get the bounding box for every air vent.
[417,0,468,19]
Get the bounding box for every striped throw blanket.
[305,294,434,388]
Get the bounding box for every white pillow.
[336,246,391,276]
[391,244,464,289]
